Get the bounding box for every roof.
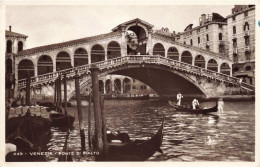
[17,31,121,56]
[226,5,255,18]
[112,18,154,32]
[6,30,28,38]
[152,33,230,61]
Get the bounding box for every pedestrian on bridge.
[176,92,183,106]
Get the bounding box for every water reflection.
[45,100,254,161]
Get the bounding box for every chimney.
[9,26,12,32]
[201,14,206,25]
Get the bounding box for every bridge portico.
[14,18,254,100]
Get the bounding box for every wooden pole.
[75,70,86,152]
[59,74,62,113]
[100,95,107,148]
[54,79,57,109]
[25,73,31,106]
[56,75,60,113]
[63,73,67,115]
[90,65,103,151]
[88,91,92,148]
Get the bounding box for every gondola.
[168,100,218,114]
[96,117,165,161]
[49,111,75,128]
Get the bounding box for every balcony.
[244,30,250,37]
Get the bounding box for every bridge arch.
[181,50,192,64]
[167,47,179,60]
[56,51,72,70]
[107,41,121,59]
[74,47,88,67]
[38,55,53,75]
[91,44,105,63]
[153,43,165,57]
[207,59,218,72]
[194,55,205,68]
[105,79,112,94]
[18,59,35,80]
[220,63,231,75]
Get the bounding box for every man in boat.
[176,92,183,106]
[192,99,199,109]
[217,98,224,113]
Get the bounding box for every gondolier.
[192,99,199,109]
[176,92,183,106]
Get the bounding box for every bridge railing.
[17,55,254,91]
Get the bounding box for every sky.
[6,5,234,49]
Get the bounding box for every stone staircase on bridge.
[17,55,255,100]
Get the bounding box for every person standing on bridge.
[192,99,199,109]
[176,92,183,106]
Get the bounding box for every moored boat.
[50,111,75,128]
[168,100,218,114]
[96,117,165,161]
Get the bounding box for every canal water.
[45,99,255,161]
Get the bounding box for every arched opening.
[181,51,192,64]
[190,39,193,45]
[220,63,231,75]
[105,79,112,94]
[244,22,249,31]
[74,48,88,67]
[56,51,72,70]
[18,59,34,80]
[38,55,53,75]
[91,44,105,63]
[18,41,23,52]
[99,80,104,93]
[107,41,121,59]
[167,47,179,60]
[126,25,147,55]
[123,78,131,93]
[6,59,12,74]
[207,59,218,72]
[206,34,209,41]
[219,33,223,40]
[114,79,121,94]
[198,37,200,44]
[194,55,205,68]
[6,40,12,53]
[233,26,236,34]
[153,43,165,56]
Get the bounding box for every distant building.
[226,5,255,85]
[175,13,228,55]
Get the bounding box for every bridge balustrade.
[17,55,253,92]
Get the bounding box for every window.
[219,44,225,53]
[245,36,250,46]
[206,25,208,30]
[198,37,200,44]
[206,45,210,51]
[244,22,249,31]
[206,34,209,41]
[233,39,237,48]
[245,52,250,60]
[233,54,238,62]
[219,33,223,41]
[184,41,186,45]
[232,16,236,21]
[190,39,193,46]
[244,11,248,17]
[6,40,12,53]
[233,26,236,34]
[18,41,23,52]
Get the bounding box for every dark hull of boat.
[168,101,218,114]
[50,113,75,128]
[96,117,165,161]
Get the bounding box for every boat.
[96,117,165,161]
[50,111,75,128]
[168,100,218,114]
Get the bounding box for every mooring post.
[100,95,107,148]
[56,74,60,113]
[75,70,86,152]
[88,91,92,148]
[59,74,62,113]
[90,65,103,151]
[25,72,31,106]
[63,73,67,115]
[54,79,57,109]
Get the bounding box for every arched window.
[91,44,105,63]
[107,41,121,59]
[18,41,23,52]
[56,51,72,70]
[198,37,200,43]
[233,26,236,34]
[206,34,209,41]
[244,22,249,31]
[153,43,165,56]
[18,59,34,80]
[6,40,12,53]
[190,39,193,46]
[219,33,223,40]
[74,48,88,67]
[38,55,53,75]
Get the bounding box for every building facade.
[226,5,255,85]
